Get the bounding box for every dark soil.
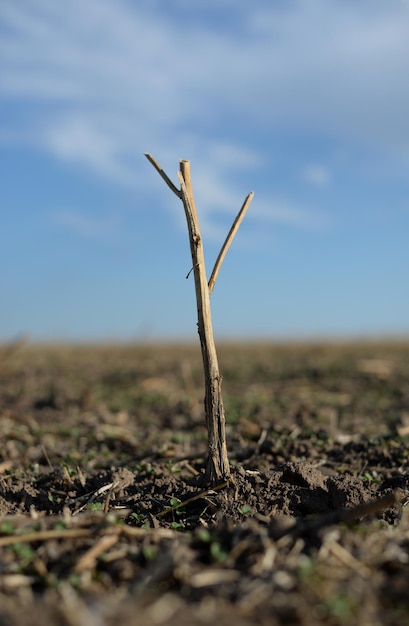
[1,340,409,625]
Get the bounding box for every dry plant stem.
[208,191,254,294]
[178,161,230,484]
[144,154,251,485]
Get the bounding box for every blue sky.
[1,0,409,341]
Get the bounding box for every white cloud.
[2,0,409,232]
[3,2,409,134]
[54,209,122,240]
[44,114,139,186]
[251,198,328,232]
[204,142,262,171]
[301,165,332,188]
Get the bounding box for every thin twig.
[0,524,179,549]
[325,539,372,579]
[0,528,91,547]
[144,153,181,198]
[208,191,254,294]
[73,531,120,573]
[156,480,229,517]
[120,526,177,539]
[283,492,399,540]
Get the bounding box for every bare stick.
[144,153,181,198]
[178,161,230,483]
[208,191,254,294]
[145,155,251,485]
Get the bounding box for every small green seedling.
[238,504,253,516]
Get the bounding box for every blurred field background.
[2,339,409,475]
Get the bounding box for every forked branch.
[145,153,253,485]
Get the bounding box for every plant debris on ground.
[1,340,409,625]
